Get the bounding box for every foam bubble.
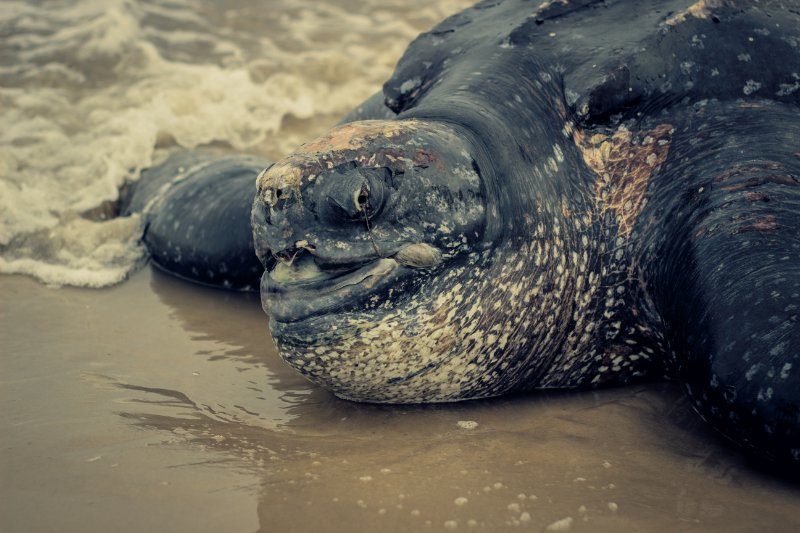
[545,517,574,531]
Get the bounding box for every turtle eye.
[321,166,388,223]
[354,182,370,213]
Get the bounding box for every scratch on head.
[574,124,673,237]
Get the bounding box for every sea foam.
[0,0,471,287]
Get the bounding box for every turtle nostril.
[274,240,318,264]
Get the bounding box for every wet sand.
[2,269,800,532]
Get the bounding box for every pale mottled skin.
[256,115,672,402]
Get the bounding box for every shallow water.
[3,270,800,532]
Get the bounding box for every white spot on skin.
[770,342,787,357]
[554,144,564,163]
[757,387,774,402]
[777,79,800,96]
[399,77,421,94]
[743,79,762,95]
[746,364,761,381]
[781,363,792,379]
[454,497,468,506]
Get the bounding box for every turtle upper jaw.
[262,253,406,323]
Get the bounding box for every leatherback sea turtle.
[125,0,800,469]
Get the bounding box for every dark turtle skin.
[129,0,800,471]
[124,152,268,290]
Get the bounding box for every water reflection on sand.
[3,269,797,532]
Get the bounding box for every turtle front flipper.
[647,100,800,470]
[123,151,270,291]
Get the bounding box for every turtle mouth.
[261,253,406,323]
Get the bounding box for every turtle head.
[251,119,493,401]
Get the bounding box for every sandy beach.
[2,267,800,532]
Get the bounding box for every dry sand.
[2,268,800,532]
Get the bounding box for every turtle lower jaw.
[261,256,406,323]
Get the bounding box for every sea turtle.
[126,0,800,470]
